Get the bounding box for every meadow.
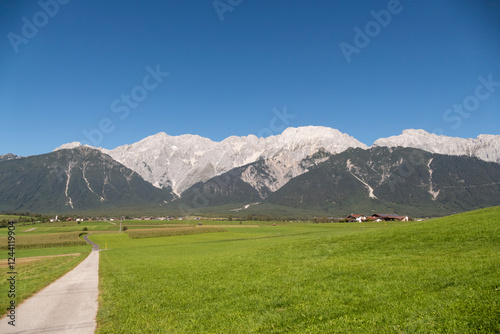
[1,208,498,332]
[0,219,231,317]
[90,207,500,333]
[0,252,89,313]
[126,226,227,239]
[0,215,32,221]
[0,220,119,237]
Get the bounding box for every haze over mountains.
[2,126,500,216]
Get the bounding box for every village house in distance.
[346,213,411,223]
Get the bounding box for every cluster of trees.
[240,214,304,222]
[313,217,342,223]
[226,214,276,221]
[245,214,273,221]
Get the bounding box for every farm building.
[345,214,411,222]
[371,214,410,221]
[346,214,367,222]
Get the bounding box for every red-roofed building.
[346,214,367,222]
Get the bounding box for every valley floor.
[89,209,499,333]
[1,208,499,333]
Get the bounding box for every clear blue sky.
[1,0,499,156]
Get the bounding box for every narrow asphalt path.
[84,234,100,251]
[0,237,100,334]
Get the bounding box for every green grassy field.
[0,221,120,237]
[0,252,90,313]
[0,215,32,221]
[126,226,227,239]
[1,208,498,332]
[90,207,500,333]
[0,219,94,316]
[0,219,255,237]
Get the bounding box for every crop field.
[0,220,229,237]
[0,215,32,221]
[0,221,120,237]
[1,208,498,332]
[90,207,500,333]
[0,231,87,250]
[122,219,186,225]
[126,226,227,239]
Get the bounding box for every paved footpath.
[0,249,99,333]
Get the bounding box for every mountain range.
[0,147,175,214]
[2,126,500,217]
[56,126,368,195]
[0,153,20,162]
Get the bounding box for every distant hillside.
[263,147,500,216]
[53,127,500,197]
[0,153,21,162]
[2,143,500,217]
[0,147,175,213]
[171,147,500,217]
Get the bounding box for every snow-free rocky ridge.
[56,126,368,195]
[54,127,500,197]
[373,129,500,163]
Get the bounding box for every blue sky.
[1,0,499,156]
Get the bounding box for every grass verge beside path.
[1,228,93,317]
[1,251,90,316]
[93,208,500,333]
[0,245,91,260]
